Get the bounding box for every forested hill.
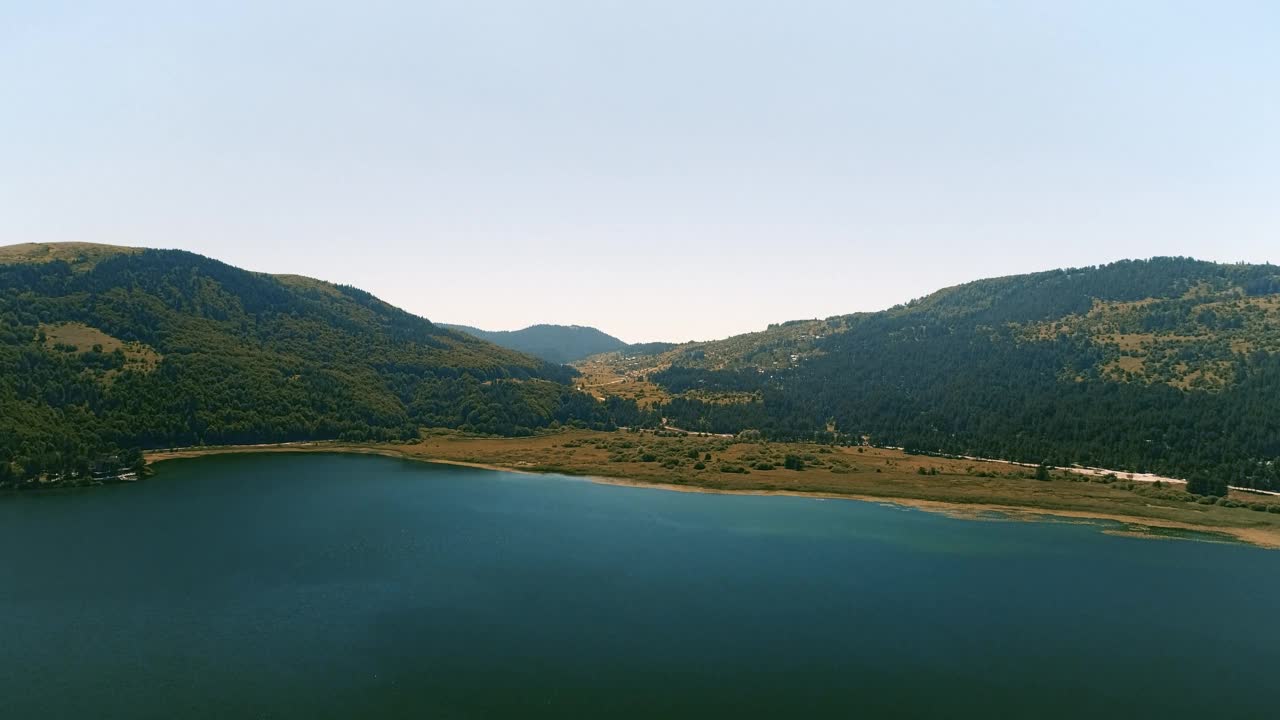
[443,323,629,364]
[8,247,1279,493]
[636,258,1280,490]
[0,243,625,486]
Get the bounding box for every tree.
[1035,464,1051,481]
[1187,473,1228,497]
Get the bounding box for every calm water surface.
[1,453,1276,719]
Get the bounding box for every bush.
[1268,505,1280,514]
[693,462,706,470]
[719,464,749,474]
[784,454,805,471]
[752,462,775,471]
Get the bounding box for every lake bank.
[144,431,1280,549]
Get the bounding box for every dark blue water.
[1,453,1276,719]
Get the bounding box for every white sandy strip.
[945,453,1280,497]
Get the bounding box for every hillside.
[592,258,1280,491]
[0,244,622,486]
[8,249,1279,493]
[443,323,630,365]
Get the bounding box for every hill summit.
[442,323,629,365]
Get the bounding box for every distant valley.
[3,244,1279,498]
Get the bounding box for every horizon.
[434,252,1280,342]
[5,240,1274,344]
[4,2,1277,342]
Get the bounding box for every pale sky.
[3,1,1277,343]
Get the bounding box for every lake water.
[1,453,1276,719]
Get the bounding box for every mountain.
[8,247,1279,493]
[595,258,1280,491]
[0,243,625,485]
[442,323,630,365]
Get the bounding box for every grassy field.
[0,242,140,270]
[40,322,162,376]
[146,429,1280,548]
[572,353,671,406]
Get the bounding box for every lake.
[1,453,1276,719]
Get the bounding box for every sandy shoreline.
[144,442,1280,549]
[580,475,1278,548]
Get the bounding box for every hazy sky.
[3,2,1277,342]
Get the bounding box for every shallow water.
[1,453,1276,719]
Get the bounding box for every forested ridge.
[646,258,1280,490]
[442,323,629,365]
[0,245,624,487]
[5,247,1279,494]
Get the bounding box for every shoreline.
[580,475,1274,548]
[145,441,1280,550]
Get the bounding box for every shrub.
[752,462,775,471]
[784,454,805,471]
[693,462,706,470]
